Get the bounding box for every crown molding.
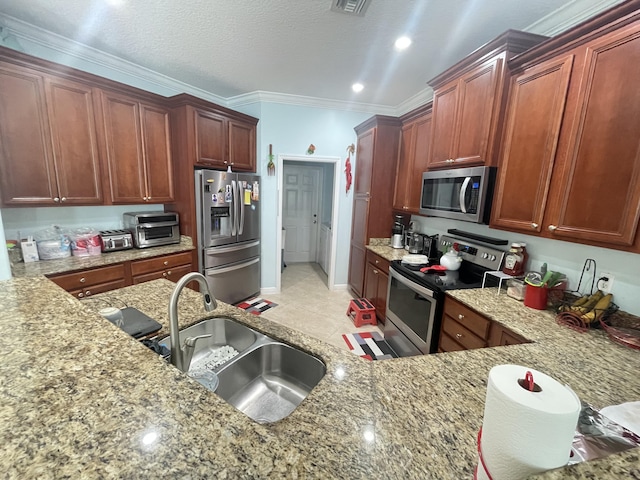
[395,87,434,116]
[525,0,625,36]
[227,90,396,115]
[0,13,228,105]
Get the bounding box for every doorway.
[276,155,341,293]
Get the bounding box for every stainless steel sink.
[159,317,259,368]
[215,342,326,424]
[159,317,326,423]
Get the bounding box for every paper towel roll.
[476,365,580,480]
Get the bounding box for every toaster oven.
[123,211,180,248]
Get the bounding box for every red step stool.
[346,298,377,327]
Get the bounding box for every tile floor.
[261,262,382,351]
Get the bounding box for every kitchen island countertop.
[1,276,639,479]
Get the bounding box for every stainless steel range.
[384,234,506,357]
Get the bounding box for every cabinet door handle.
[85,290,91,296]
[548,225,557,231]
[167,270,172,276]
[143,196,148,201]
[375,260,379,265]
[79,277,86,283]
[373,269,379,274]
[531,223,538,229]
[163,272,168,277]
[458,314,464,320]
[456,333,463,339]
[163,261,169,266]
[54,197,60,202]
[78,292,84,298]
[147,196,151,201]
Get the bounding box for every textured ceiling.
[0,0,609,107]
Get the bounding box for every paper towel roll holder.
[518,371,542,392]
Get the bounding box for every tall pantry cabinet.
[348,116,401,297]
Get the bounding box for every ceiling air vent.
[330,0,371,16]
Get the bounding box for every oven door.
[384,266,442,356]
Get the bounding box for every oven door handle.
[389,267,436,299]
[459,176,471,213]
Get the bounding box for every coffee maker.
[391,215,404,249]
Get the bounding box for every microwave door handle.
[230,180,237,236]
[459,176,471,213]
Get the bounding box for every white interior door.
[283,165,321,263]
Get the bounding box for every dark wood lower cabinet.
[438,296,529,352]
[47,251,196,298]
[362,250,390,324]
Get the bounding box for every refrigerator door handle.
[204,240,260,255]
[205,257,260,275]
[237,181,245,235]
[230,180,237,236]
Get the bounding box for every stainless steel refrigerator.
[195,169,260,305]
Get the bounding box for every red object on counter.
[524,285,548,310]
[420,265,447,273]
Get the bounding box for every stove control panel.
[439,235,505,270]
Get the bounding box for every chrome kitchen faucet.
[168,272,217,372]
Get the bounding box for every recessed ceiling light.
[395,36,412,50]
[352,83,364,93]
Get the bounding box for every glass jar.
[503,242,525,276]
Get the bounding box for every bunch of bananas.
[561,290,613,325]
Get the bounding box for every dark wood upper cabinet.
[393,104,432,213]
[354,128,374,195]
[170,94,258,173]
[426,31,548,170]
[492,3,640,252]
[491,55,574,233]
[550,24,640,246]
[0,62,102,205]
[98,90,173,204]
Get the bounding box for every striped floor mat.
[235,297,278,315]
[342,332,398,360]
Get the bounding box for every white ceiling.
[0,0,626,109]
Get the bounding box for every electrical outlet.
[598,273,615,294]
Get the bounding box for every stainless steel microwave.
[419,166,496,223]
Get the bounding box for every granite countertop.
[9,236,194,278]
[1,277,639,479]
[367,237,408,261]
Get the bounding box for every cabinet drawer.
[438,331,467,353]
[69,279,128,299]
[132,264,193,284]
[130,251,193,276]
[366,250,390,273]
[441,315,487,350]
[443,296,491,339]
[49,264,126,291]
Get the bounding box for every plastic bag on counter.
[70,227,102,257]
[34,225,72,260]
[569,402,640,464]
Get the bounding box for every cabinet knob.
[85,290,91,296]
[143,196,148,201]
[167,270,172,276]
[458,314,464,320]
[375,260,379,265]
[147,196,151,201]
[79,277,86,283]
[224,161,228,164]
[78,292,84,298]
[373,269,379,275]
[163,272,167,277]
[61,197,67,202]
[54,197,60,202]
[456,333,463,339]
[531,223,538,229]
[548,225,557,232]
[163,261,169,266]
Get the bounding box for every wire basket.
[553,290,619,332]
